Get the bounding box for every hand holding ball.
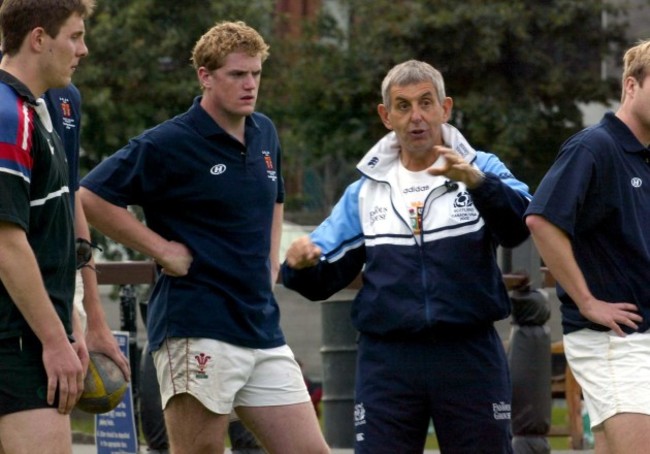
[76,352,128,414]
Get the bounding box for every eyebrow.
[226,68,262,75]
[394,91,435,103]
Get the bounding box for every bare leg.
[0,408,72,454]
[238,402,329,454]
[601,413,650,454]
[164,393,229,454]
[593,429,609,454]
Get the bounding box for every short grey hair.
[381,60,446,108]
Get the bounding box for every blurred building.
[579,0,650,124]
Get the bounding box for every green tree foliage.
[76,0,275,168]
[77,0,629,222]
[263,0,629,217]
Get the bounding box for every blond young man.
[526,40,650,453]
[80,21,329,454]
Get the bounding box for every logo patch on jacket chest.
[451,192,479,221]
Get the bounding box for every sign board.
[95,331,138,454]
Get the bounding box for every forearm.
[270,203,284,283]
[470,173,530,247]
[74,194,105,328]
[81,187,192,277]
[71,306,86,345]
[526,215,593,306]
[80,188,170,261]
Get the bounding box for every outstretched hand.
[285,236,322,270]
[427,146,485,189]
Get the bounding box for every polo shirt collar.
[602,111,648,154]
[188,95,261,139]
[0,69,38,105]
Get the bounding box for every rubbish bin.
[320,299,357,448]
[508,287,552,454]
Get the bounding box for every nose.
[78,38,89,58]
[410,105,424,122]
[243,73,257,90]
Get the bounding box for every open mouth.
[410,129,427,137]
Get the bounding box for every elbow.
[78,188,118,231]
[524,214,545,236]
[280,263,335,302]
[79,188,98,223]
[500,227,531,248]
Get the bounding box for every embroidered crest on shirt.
[397,164,434,236]
[262,150,277,181]
[61,100,71,117]
[408,203,424,234]
[58,97,77,131]
[194,352,212,379]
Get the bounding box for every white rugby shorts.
[564,329,650,428]
[153,337,310,414]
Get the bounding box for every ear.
[29,27,47,53]
[197,67,211,90]
[623,76,638,100]
[441,97,453,123]
[196,66,214,90]
[377,104,392,130]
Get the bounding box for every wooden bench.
[542,268,584,449]
[549,341,584,448]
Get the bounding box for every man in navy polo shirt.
[43,85,130,381]
[80,21,329,454]
[526,39,650,452]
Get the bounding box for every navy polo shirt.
[44,85,81,200]
[526,112,650,334]
[81,97,286,350]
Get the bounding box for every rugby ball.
[76,352,128,414]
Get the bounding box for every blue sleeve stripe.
[311,180,365,261]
